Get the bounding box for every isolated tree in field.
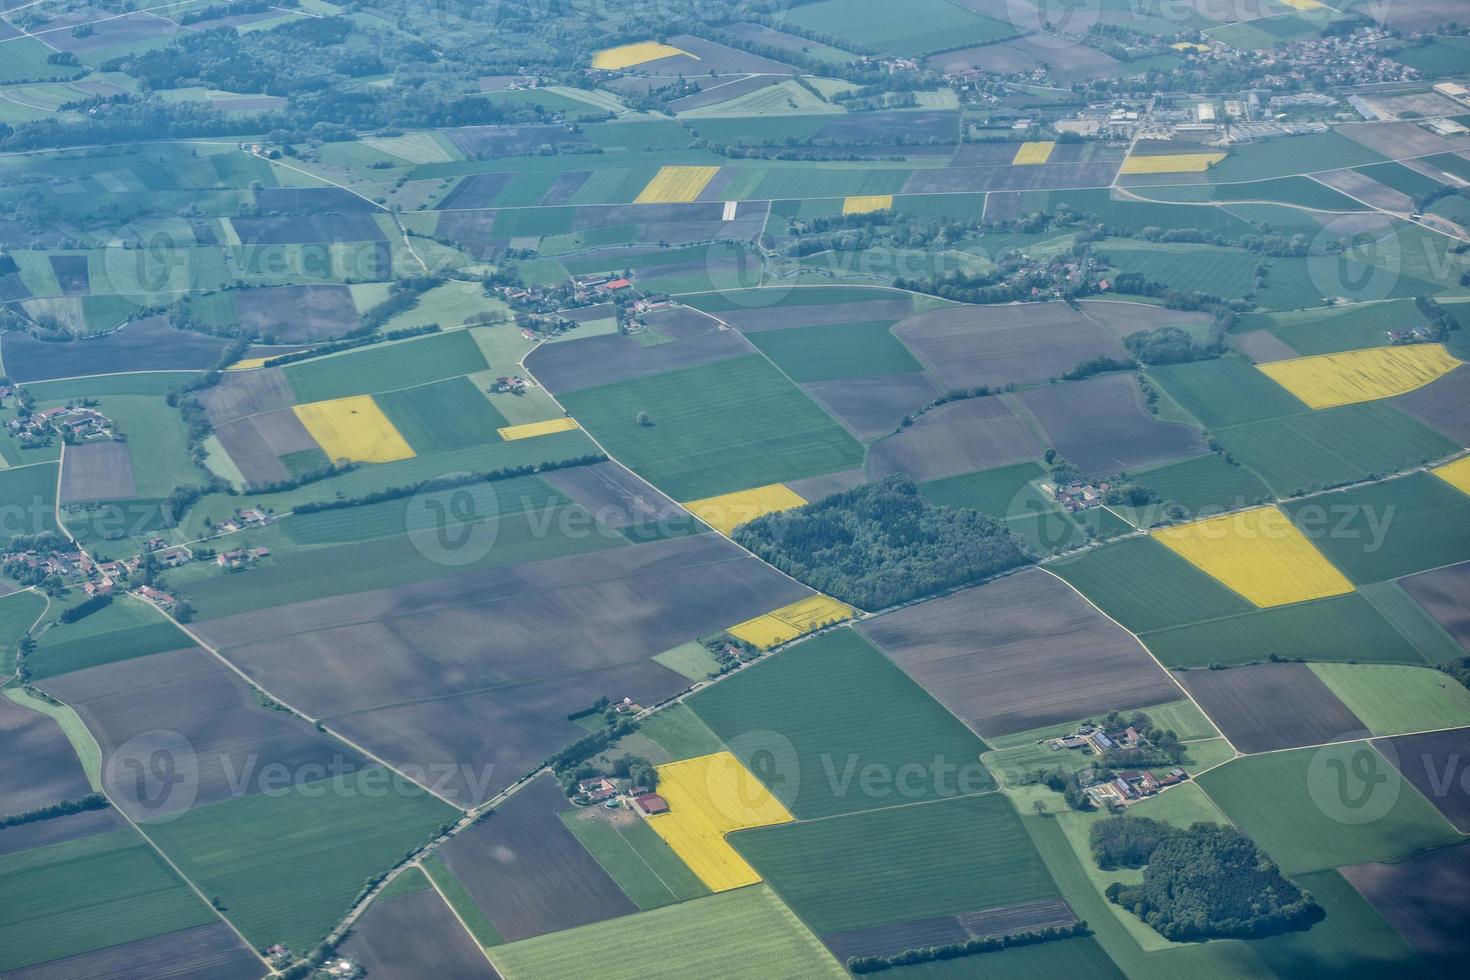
[636,410,653,427]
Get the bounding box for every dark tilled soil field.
[233,284,361,342]
[199,367,298,425]
[803,372,939,441]
[438,772,637,939]
[526,326,749,394]
[4,921,263,980]
[1390,364,1470,446]
[643,35,794,76]
[59,441,136,503]
[0,695,94,816]
[859,569,1180,737]
[0,806,123,858]
[1343,841,1470,976]
[437,173,516,210]
[212,417,290,486]
[668,74,781,112]
[340,888,500,980]
[1375,727,1470,833]
[1177,662,1368,755]
[865,396,1045,482]
[1076,300,1213,343]
[1,316,229,382]
[716,297,915,333]
[328,660,688,805]
[192,535,810,717]
[542,461,692,532]
[1014,372,1207,477]
[444,125,590,159]
[255,187,379,213]
[1401,562,1470,653]
[47,255,89,296]
[539,171,591,206]
[229,213,385,244]
[812,110,960,144]
[43,646,366,816]
[893,303,1127,390]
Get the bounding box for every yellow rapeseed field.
[1119,153,1226,174]
[842,195,894,214]
[634,166,721,204]
[727,594,856,649]
[1256,344,1461,409]
[1277,0,1324,9]
[293,395,416,464]
[683,483,806,535]
[1171,42,1210,52]
[1012,141,1055,165]
[1152,506,1353,608]
[497,417,581,441]
[646,751,793,892]
[591,41,696,71]
[225,357,269,371]
[1432,456,1470,496]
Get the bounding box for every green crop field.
[1205,132,1385,182]
[1147,355,1307,430]
[691,629,992,818]
[0,461,60,535]
[1138,592,1428,669]
[558,355,864,501]
[636,703,725,760]
[1360,580,1470,665]
[1215,403,1457,496]
[285,330,488,403]
[1390,35,1470,75]
[147,768,455,953]
[870,937,1124,979]
[0,828,215,972]
[489,885,845,979]
[29,598,193,680]
[0,590,46,674]
[1046,536,1254,634]
[1133,454,1271,514]
[1353,162,1447,202]
[920,461,1090,555]
[1104,244,1260,301]
[374,377,509,454]
[1235,300,1425,356]
[744,320,920,382]
[560,809,709,910]
[734,792,1057,935]
[1283,472,1470,584]
[785,0,1016,57]
[1308,663,1470,736]
[1197,745,1461,875]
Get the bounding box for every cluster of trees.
[1123,325,1222,366]
[57,593,112,624]
[289,453,605,515]
[1099,819,1324,941]
[848,922,1093,973]
[733,475,1031,609]
[259,323,441,369]
[1099,710,1188,769]
[0,793,109,830]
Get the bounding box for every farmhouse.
[577,777,618,803]
[217,547,271,571]
[634,793,669,816]
[492,375,529,394]
[1039,480,1112,513]
[154,546,193,569]
[7,406,115,443]
[133,584,178,611]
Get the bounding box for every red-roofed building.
[606,278,632,291]
[634,793,668,815]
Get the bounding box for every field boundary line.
[417,861,505,970]
[1034,566,1240,758]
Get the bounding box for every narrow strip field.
[726,594,855,648]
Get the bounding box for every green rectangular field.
[1197,744,1460,875]
[1133,453,1271,514]
[1205,131,1385,182]
[557,355,865,500]
[559,809,709,910]
[1283,472,1470,584]
[0,827,215,972]
[488,885,845,979]
[285,330,488,403]
[785,0,1016,57]
[1236,299,1426,356]
[284,475,564,546]
[0,590,46,674]
[1138,592,1429,669]
[1215,402,1457,496]
[373,376,509,454]
[421,853,504,947]
[1308,663,1470,736]
[733,792,1057,935]
[744,320,920,382]
[636,702,725,760]
[691,629,992,818]
[0,461,60,535]
[1147,355,1308,430]
[1354,161,1448,202]
[30,598,194,680]
[920,461,1089,555]
[146,768,455,954]
[1046,536,1255,634]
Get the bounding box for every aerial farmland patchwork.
[0,2,1469,978]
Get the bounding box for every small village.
[1039,479,1111,513]
[5,404,115,444]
